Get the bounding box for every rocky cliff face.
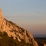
[0,8,38,46]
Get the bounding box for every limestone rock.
[0,8,38,46]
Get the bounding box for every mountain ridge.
[0,8,38,46]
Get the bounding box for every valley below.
[35,37,46,46]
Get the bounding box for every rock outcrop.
[0,8,38,46]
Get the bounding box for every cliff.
[0,8,38,46]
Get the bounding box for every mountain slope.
[0,8,38,46]
[0,32,32,46]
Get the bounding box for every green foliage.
[0,32,31,46]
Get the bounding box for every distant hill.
[35,37,46,46]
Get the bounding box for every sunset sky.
[0,0,46,36]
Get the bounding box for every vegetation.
[35,37,46,46]
[0,31,32,46]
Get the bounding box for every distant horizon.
[33,34,46,37]
[0,0,46,35]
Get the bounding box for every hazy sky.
[0,0,46,36]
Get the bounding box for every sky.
[0,0,46,36]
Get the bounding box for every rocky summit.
[0,8,38,46]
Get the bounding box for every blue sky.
[0,0,46,36]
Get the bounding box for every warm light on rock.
[0,9,38,46]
